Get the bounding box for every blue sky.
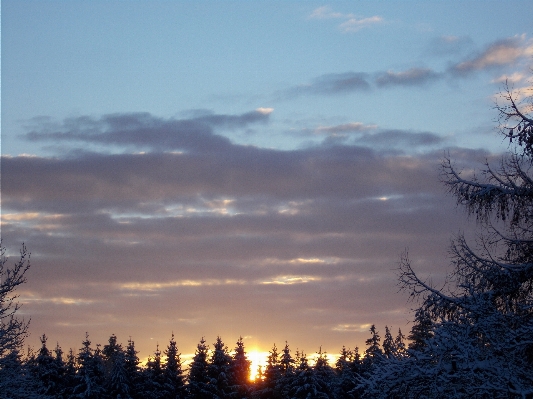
[2,0,533,363]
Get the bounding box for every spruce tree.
[207,336,232,398]
[124,338,142,399]
[162,333,185,399]
[72,333,106,399]
[335,346,356,399]
[381,326,396,359]
[363,325,382,367]
[258,343,282,399]
[35,334,60,396]
[229,336,251,398]
[142,344,165,398]
[186,337,211,399]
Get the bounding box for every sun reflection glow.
[247,350,269,381]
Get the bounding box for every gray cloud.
[375,68,442,87]
[278,36,531,100]
[24,109,272,152]
[283,72,371,98]
[355,129,446,148]
[3,111,494,358]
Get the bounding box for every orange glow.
[247,350,269,381]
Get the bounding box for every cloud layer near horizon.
[2,107,497,356]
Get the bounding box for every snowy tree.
[361,80,533,397]
[334,346,356,399]
[0,243,31,359]
[393,328,406,358]
[284,351,330,399]
[363,325,382,369]
[255,343,282,399]
[0,348,40,399]
[313,347,335,398]
[207,336,232,398]
[34,334,63,396]
[273,342,297,399]
[381,326,395,359]
[186,337,211,399]
[72,333,106,399]
[162,333,185,399]
[107,349,131,399]
[141,344,165,398]
[124,337,142,399]
[229,336,251,398]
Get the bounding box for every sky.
[2,0,533,369]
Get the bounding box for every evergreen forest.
[1,86,533,398]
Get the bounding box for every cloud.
[450,35,533,76]
[491,72,526,84]
[284,72,371,98]
[24,109,272,152]
[279,35,532,100]
[308,6,383,33]
[339,16,383,33]
[308,6,347,20]
[3,110,493,360]
[354,129,446,149]
[375,68,442,87]
[314,122,378,134]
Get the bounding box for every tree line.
[0,326,411,399]
[1,83,533,398]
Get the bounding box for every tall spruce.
[162,333,184,399]
[187,337,211,399]
[229,336,251,398]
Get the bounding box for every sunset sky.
[2,1,533,367]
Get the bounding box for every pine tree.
[406,308,433,351]
[124,337,142,399]
[360,80,533,398]
[72,333,106,399]
[101,334,132,398]
[142,344,165,398]
[0,348,39,399]
[35,334,61,396]
[108,349,131,399]
[275,341,298,398]
[258,343,282,399]
[229,336,251,398]
[207,336,232,398]
[186,337,211,399]
[313,347,335,398]
[363,325,382,367]
[381,326,396,359]
[63,348,78,397]
[162,333,185,399]
[285,351,329,399]
[102,334,123,379]
[334,346,356,399]
[394,328,406,358]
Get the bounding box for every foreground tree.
[362,82,533,397]
[0,243,31,359]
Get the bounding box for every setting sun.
[247,350,269,381]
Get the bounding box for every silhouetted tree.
[72,333,106,399]
[162,333,185,398]
[0,243,31,359]
[187,337,211,399]
[229,336,251,398]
